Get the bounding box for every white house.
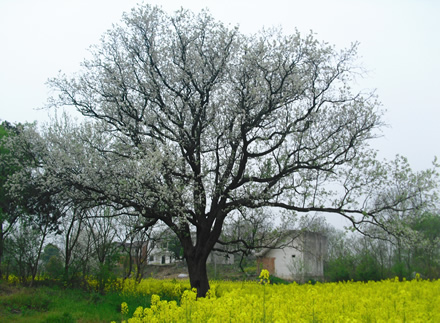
[146,241,175,265]
[256,231,327,282]
[207,248,235,265]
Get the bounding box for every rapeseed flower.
[116,276,440,322]
[121,302,129,315]
[259,269,270,285]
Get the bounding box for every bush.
[355,253,381,282]
[0,288,52,312]
[269,275,290,285]
[45,256,64,280]
[42,312,75,323]
[325,257,353,282]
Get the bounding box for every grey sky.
[1,0,439,173]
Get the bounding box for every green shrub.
[306,278,318,285]
[355,253,381,282]
[0,289,51,312]
[269,275,290,285]
[42,312,75,323]
[45,256,64,280]
[244,266,257,275]
[325,257,354,282]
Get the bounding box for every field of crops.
[112,272,440,322]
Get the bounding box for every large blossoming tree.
[44,5,437,296]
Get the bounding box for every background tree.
[41,243,63,279]
[56,207,89,284]
[321,206,440,282]
[85,207,121,292]
[0,120,68,283]
[6,217,50,285]
[0,121,23,276]
[119,215,158,282]
[217,208,289,272]
[410,212,440,278]
[44,5,438,296]
[166,229,184,262]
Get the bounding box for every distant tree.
[0,121,64,280]
[41,243,61,264]
[56,207,89,284]
[364,159,440,279]
[7,217,48,284]
[85,207,121,292]
[166,229,184,262]
[44,255,64,279]
[217,208,285,272]
[405,211,440,278]
[323,210,440,282]
[119,215,158,282]
[0,121,22,276]
[41,243,63,279]
[43,5,438,296]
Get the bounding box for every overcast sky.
[1,0,439,174]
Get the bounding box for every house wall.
[259,239,303,281]
[206,241,235,265]
[302,232,327,280]
[147,244,175,265]
[207,251,234,265]
[148,252,174,265]
[257,232,327,282]
[257,256,275,274]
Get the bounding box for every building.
[256,231,327,282]
[145,241,175,265]
[207,249,234,265]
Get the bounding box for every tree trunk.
[176,212,225,298]
[123,242,133,280]
[0,224,3,278]
[30,227,48,287]
[186,254,210,298]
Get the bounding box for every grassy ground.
[0,263,255,322]
[0,281,151,322]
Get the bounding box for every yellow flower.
[121,302,129,315]
[118,276,440,322]
[259,269,270,284]
[132,306,144,318]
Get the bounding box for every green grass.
[0,282,150,322]
[0,264,257,322]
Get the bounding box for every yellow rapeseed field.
[113,272,440,322]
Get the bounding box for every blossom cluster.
[118,276,440,322]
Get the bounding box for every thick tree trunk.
[186,254,210,298]
[176,211,225,298]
